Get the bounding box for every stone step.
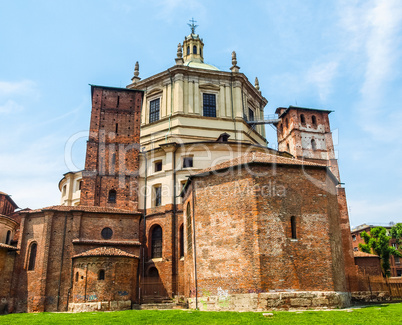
[132,302,188,310]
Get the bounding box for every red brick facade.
[182,162,347,301]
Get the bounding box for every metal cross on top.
[188,18,198,34]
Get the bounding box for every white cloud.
[306,61,339,101]
[0,80,37,98]
[0,99,24,114]
[339,0,402,140]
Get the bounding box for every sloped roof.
[26,205,140,215]
[0,243,18,251]
[73,247,138,258]
[354,251,380,258]
[193,151,326,176]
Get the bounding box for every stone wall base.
[351,291,391,303]
[188,291,351,311]
[68,300,132,312]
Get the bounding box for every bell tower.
[80,85,144,210]
[182,18,204,63]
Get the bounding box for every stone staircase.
[132,297,188,310]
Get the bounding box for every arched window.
[186,203,192,252]
[179,224,184,258]
[75,272,79,282]
[312,115,317,126]
[98,269,105,280]
[5,230,11,244]
[193,45,197,54]
[291,216,297,239]
[108,189,116,203]
[151,225,162,258]
[148,267,159,277]
[28,242,37,271]
[187,46,190,55]
[300,114,306,124]
[311,139,317,151]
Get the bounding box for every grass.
[1,303,401,324]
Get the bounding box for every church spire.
[188,18,198,34]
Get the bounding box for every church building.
[0,22,355,313]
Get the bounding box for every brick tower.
[275,105,357,287]
[80,85,143,210]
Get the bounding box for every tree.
[390,223,402,247]
[359,226,401,277]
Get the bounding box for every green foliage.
[358,226,402,277]
[2,303,402,325]
[390,223,402,246]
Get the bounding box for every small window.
[101,227,113,240]
[75,272,79,282]
[79,180,83,190]
[154,186,162,207]
[98,270,105,280]
[193,45,197,54]
[179,224,184,258]
[312,115,317,126]
[183,157,193,168]
[149,98,160,123]
[352,235,356,241]
[311,139,317,151]
[397,270,402,277]
[62,185,66,196]
[5,230,11,244]
[248,108,254,122]
[395,256,400,264]
[291,216,297,239]
[108,189,116,203]
[300,114,306,124]
[187,46,190,55]
[154,160,162,172]
[28,242,37,271]
[203,93,216,117]
[151,225,162,258]
[353,247,358,252]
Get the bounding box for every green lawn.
[1,303,401,324]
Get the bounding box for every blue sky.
[0,0,401,228]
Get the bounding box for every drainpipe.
[140,147,148,303]
[172,143,179,295]
[57,213,68,311]
[192,184,198,309]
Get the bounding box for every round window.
[101,227,113,240]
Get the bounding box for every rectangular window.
[183,157,193,168]
[154,186,161,207]
[154,160,162,172]
[149,98,160,123]
[395,256,400,264]
[248,108,254,121]
[397,270,402,277]
[203,93,216,117]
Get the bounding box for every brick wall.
[183,163,347,301]
[11,209,141,313]
[81,86,143,210]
